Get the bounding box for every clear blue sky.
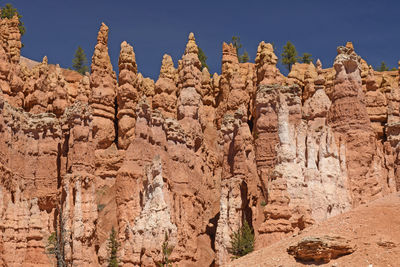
[7,0,400,79]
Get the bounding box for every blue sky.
[7,0,400,79]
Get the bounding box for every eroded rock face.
[117,41,139,149]
[328,42,395,206]
[215,110,259,266]
[153,54,178,119]
[0,16,399,267]
[287,236,356,263]
[90,23,118,150]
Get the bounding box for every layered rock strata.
[0,15,399,267]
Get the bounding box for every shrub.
[157,232,174,267]
[229,220,255,259]
[107,226,120,267]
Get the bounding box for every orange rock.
[0,21,399,267]
[89,23,118,150]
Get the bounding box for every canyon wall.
[0,14,399,266]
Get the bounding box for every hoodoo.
[0,14,399,267]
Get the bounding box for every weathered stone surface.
[287,236,356,263]
[89,23,118,150]
[228,193,400,267]
[153,54,178,119]
[327,43,395,206]
[255,41,284,85]
[215,110,259,266]
[117,41,139,149]
[0,16,399,267]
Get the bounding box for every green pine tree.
[231,36,242,59]
[239,50,249,63]
[198,47,209,70]
[107,227,120,267]
[228,220,254,259]
[300,53,313,64]
[377,61,389,72]
[45,204,68,267]
[1,3,25,36]
[72,46,89,75]
[157,232,174,267]
[231,36,250,63]
[281,41,298,71]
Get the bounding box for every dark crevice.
[57,143,62,188]
[114,97,119,149]
[240,181,253,229]
[63,131,70,173]
[72,187,76,206]
[228,140,236,174]
[247,118,254,134]
[11,191,15,204]
[381,122,388,143]
[205,212,220,252]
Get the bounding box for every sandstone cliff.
[0,15,399,266]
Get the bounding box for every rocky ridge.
[0,14,399,267]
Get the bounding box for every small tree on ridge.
[281,41,298,71]
[300,52,313,64]
[198,46,209,70]
[377,61,389,72]
[1,3,25,36]
[232,36,250,63]
[72,46,89,75]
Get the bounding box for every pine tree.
[377,61,389,72]
[107,227,120,267]
[198,47,209,70]
[45,204,68,267]
[231,36,243,59]
[157,232,174,267]
[72,46,89,75]
[228,220,254,259]
[300,53,313,64]
[239,50,249,63]
[0,3,25,36]
[281,41,298,71]
[231,36,249,63]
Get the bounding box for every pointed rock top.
[119,41,137,74]
[222,42,238,64]
[316,59,322,70]
[346,41,354,50]
[97,23,109,45]
[255,41,278,65]
[159,54,176,79]
[188,32,195,41]
[202,66,210,76]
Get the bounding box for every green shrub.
[229,220,255,259]
[97,204,106,211]
[107,226,120,267]
[157,232,174,267]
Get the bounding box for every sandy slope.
[228,193,400,267]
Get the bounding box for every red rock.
[89,23,118,150]
[0,17,399,267]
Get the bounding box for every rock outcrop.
[0,15,399,267]
[287,236,356,263]
[90,23,118,150]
